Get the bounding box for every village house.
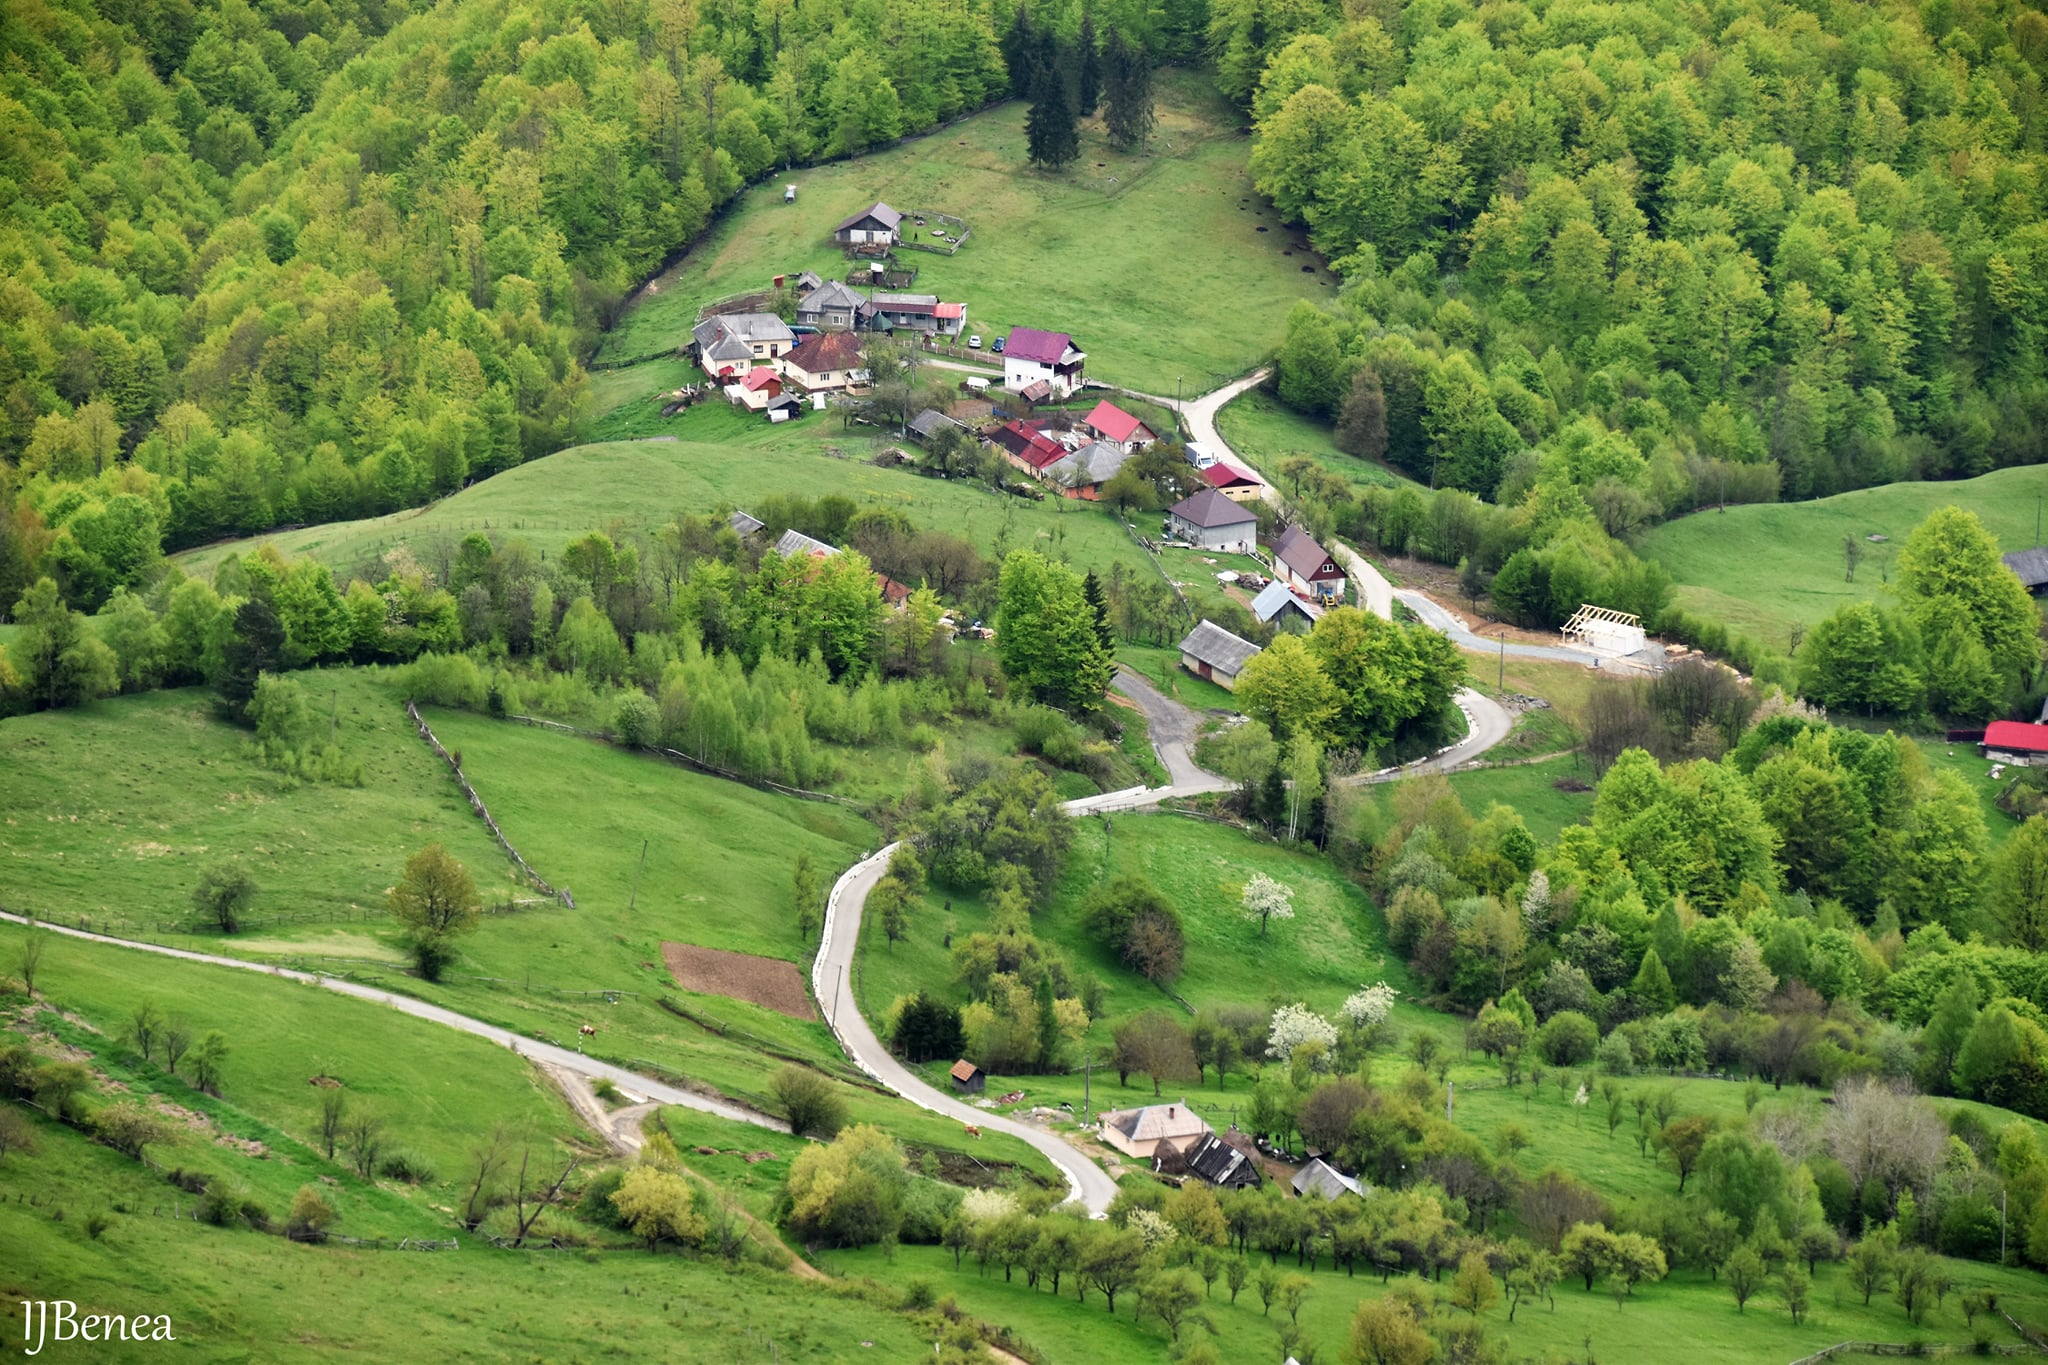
[1042,440,1134,500]
[906,409,971,446]
[989,418,1069,479]
[1177,619,1261,690]
[1003,327,1087,399]
[1166,488,1258,553]
[781,332,868,394]
[1250,578,1323,633]
[1181,1129,1265,1190]
[728,510,765,539]
[795,279,864,331]
[774,528,838,560]
[1271,524,1347,602]
[949,1060,985,1094]
[865,292,968,337]
[726,367,783,412]
[1098,1101,1214,1161]
[1292,1157,1368,1202]
[691,312,795,380]
[833,201,901,248]
[1081,399,1156,450]
[1201,461,1265,502]
[2005,548,2048,596]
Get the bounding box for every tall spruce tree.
[1076,13,1102,116]
[1000,5,1035,94]
[1024,37,1080,170]
[1103,31,1155,152]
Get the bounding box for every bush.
[576,1169,630,1230]
[86,1211,113,1240]
[198,1179,253,1227]
[771,1065,848,1139]
[1539,1011,1601,1066]
[1597,1030,1635,1075]
[378,1150,436,1185]
[899,1176,965,1244]
[288,1185,338,1239]
[611,690,660,748]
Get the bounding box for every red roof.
[1202,462,1259,490]
[742,369,781,392]
[1985,721,2048,753]
[1004,327,1075,365]
[1084,400,1151,444]
[935,302,966,319]
[991,419,1065,470]
[875,573,912,606]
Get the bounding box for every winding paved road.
[811,848,1122,1214]
[0,911,789,1134]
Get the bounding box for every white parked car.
[967,334,982,349]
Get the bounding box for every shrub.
[771,1066,848,1139]
[378,1150,436,1185]
[85,1211,113,1240]
[1539,1011,1601,1066]
[288,1185,338,1240]
[611,690,660,748]
[576,1169,630,1230]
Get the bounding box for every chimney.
[1168,1107,1176,1119]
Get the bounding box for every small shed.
[834,202,902,246]
[949,1059,985,1093]
[1184,1129,1265,1190]
[1177,620,1262,690]
[1291,1157,1367,1202]
[2004,547,2048,595]
[728,509,765,539]
[1250,579,1322,633]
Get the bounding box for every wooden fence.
[897,209,971,255]
[502,713,857,808]
[1786,1342,2038,1364]
[406,701,575,907]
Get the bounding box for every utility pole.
[1083,1055,1093,1122]
[1498,630,1507,693]
[626,839,649,915]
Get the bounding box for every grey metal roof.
[907,409,966,440]
[1168,488,1258,530]
[774,528,838,559]
[1177,620,1261,676]
[694,312,794,351]
[834,201,901,233]
[1045,440,1133,488]
[1249,579,1322,625]
[798,280,864,313]
[729,510,765,537]
[1291,1158,1366,1201]
[1184,1132,1263,1188]
[2004,547,2048,588]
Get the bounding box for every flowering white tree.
[1129,1207,1179,1252]
[1342,982,1399,1032]
[1266,1002,1338,1064]
[1241,874,1295,938]
[961,1188,1018,1224]
[1520,869,1551,932]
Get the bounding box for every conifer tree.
[1000,5,1035,93]
[1025,43,1080,170]
[1102,31,1155,152]
[1076,13,1102,116]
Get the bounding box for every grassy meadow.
[1215,388,1424,495]
[1639,465,2048,649]
[597,71,1331,393]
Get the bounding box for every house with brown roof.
[783,331,868,393]
[1082,399,1156,450]
[949,1059,985,1094]
[1098,1100,1214,1161]
[989,418,1068,477]
[1167,488,1258,553]
[1271,525,1346,602]
[834,202,901,247]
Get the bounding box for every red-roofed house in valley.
[727,367,783,411]
[1003,327,1086,399]
[1202,461,1265,502]
[1983,721,2048,763]
[1271,524,1347,602]
[989,419,1067,475]
[1082,400,1156,450]
[782,332,868,393]
[875,574,913,611]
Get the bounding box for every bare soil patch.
[660,942,817,1020]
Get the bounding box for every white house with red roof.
[1082,399,1156,450]
[726,367,784,411]
[1201,461,1265,503]
[1003,327,1086,399]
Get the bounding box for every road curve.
[812,847,1122,1215]
[0,911,788,1134]
[1112,666,1234,796]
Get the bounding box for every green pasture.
[1440,752,1596,845]
[1639,466,2048,649]
[1215,388,1424,495]
[597,71,1329,392]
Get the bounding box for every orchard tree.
[192,864,258,933]
[1241,873,1296,937]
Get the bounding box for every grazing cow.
[963,1124,981,1139]
[579,1024,597,1038]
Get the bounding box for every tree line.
[1244,0,2048,525]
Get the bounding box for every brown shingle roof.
[949,1059,981,1082]
[786,331,865,374]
